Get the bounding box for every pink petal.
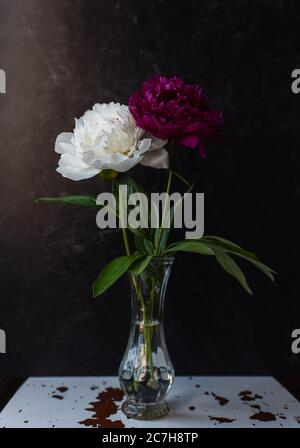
[178,135,200,148]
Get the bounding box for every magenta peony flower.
[129,75,224,156]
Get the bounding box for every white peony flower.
[55,102,168,181]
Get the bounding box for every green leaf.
[202,235,259,261]
[154,181,195,255]
[228,251,276,282]
[171,170,193,188]
[165,240,214,255]
[154,220,172,254]
[93,253,142,298]
[130,255,153,276]
[36,195,99,208]
[134,234,155,255]
[113,174,152,241]
[113,173,148,205]
[214,249,253,295]
[201,236,276,282]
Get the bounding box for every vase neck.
[129,258,173,324]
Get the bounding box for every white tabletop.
[0,377,300,428]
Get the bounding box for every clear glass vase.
[119,257,175,420]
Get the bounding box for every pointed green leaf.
[201,236,276,282]
[113,174,152,241]
[228,251,276,282]
[202,235,259,261]
[214,249,253,295]
[130,255,154,276]
[134,234,155,255]
[165,240,214,255]
[93,253,142,298]
[37,195,99,208]
[154,181,195,255]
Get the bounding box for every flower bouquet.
[38,76,275,420]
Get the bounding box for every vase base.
[121,400,169,420]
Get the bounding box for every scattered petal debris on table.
[0,377,300,428]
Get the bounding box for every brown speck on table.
[211,392,229,406]
[79,387,124,428]
[52,395,64,400]
[250,404,261,410]
[239,390,263,402]
[56,386,68,393]
[250,411,276,422]
[189,406,196,411]
[209,417,236,424]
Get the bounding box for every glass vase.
[119,257,175,420]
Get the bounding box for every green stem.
[119,186,131,256]
[117,177,157,389]
[156,139,175,254]
[171,169,192,188]
[121,227,131,256]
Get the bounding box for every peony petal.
[92,152,142,173]
[137,138,152,154]
[55,132,76,155]
[58,153,93,169]
[56,164,100,181]
[57,153,100,180]
[178,135,200,148]
[140,148,169,169]
[149,136,168,151]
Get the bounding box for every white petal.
[57,153,100,181]
[140,148,169,169]
[56,164,100,181]
[58,153,92,169]
[137,138,152,154]
[149,137,168,151]
[92,153,141,172]
[55,132,76,155]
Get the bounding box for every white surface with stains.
[0,377,300,428]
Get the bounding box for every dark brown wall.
[0,0,299,375]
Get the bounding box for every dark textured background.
[0,0,299,375]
